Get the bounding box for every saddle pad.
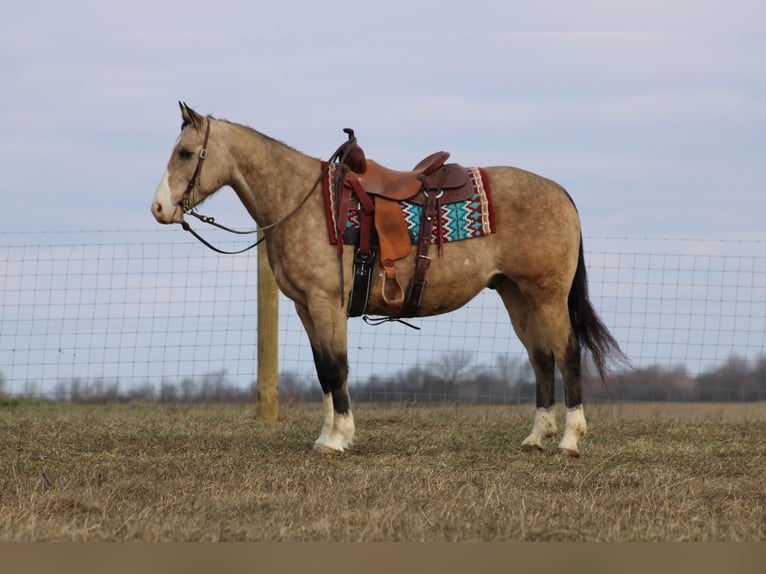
[322,163,495,246]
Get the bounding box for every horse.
[151,102,625,457]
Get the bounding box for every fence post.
[256,240,279,420]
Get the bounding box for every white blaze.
[153,170,172,208]
[152,170,180,223]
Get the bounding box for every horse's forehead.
[175,128,194,147]
[174,124,202,146]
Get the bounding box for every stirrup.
[380,266,404,307]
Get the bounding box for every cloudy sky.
[2,1,765,240]
[1,2,765,395]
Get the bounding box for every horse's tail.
[568,235,628,382]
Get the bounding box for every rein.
[180,120,358,255]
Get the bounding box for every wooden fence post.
[255,239,279,420]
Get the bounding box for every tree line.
[2,352,765,404]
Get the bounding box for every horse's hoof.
[312,443,345,455]
[520,443,543,454]
[557,447,580,458]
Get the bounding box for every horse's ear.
[178,101,202,131]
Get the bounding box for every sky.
[1,2,766,395]
[2,1,765,240]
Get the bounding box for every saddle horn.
[341,128,367,174]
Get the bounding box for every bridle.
[179,119,267,255]
[178,117,357,255]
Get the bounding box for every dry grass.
[1,401,764,541]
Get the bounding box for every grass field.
[1,401,764,541]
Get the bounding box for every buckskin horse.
[152,103,624,457]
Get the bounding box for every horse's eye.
[178,149,194,160]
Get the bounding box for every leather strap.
[401,188,438,317]
[181,119,212,213]
[350,178,375,257]
[400,168,450,317]
[334,165,353,258]
[347,248,376,317]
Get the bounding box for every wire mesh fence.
[1,230,765,402]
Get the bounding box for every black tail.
[568,235,628,382]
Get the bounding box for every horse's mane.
[215,116,306,156]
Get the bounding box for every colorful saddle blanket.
[322,163,495,246]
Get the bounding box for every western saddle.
[333,130,476,318]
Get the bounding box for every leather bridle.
[176,119,264,255]
[180,119,211,214]
[177,119,358,256]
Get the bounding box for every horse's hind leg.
[294,301,355,453]
[556,334,586,457]
[497,280,558,452]
[528,294,586,457]
[498,279,586,456]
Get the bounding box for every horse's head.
[152,102,226,224]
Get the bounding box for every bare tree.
[429,351,475,399]
[433,351,474,382]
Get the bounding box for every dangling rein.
[180,122,359,256]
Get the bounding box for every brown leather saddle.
[335,132,477,317]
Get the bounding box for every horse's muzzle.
[151,200,183,224]
[152,170,184,224]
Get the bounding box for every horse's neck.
[223,122,319,228]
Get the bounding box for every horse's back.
[484,165,582,277]
[485,165,579,226]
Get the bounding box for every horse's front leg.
[311,347,355,452]
[294,302,355,453]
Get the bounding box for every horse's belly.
[364,250,493,317]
